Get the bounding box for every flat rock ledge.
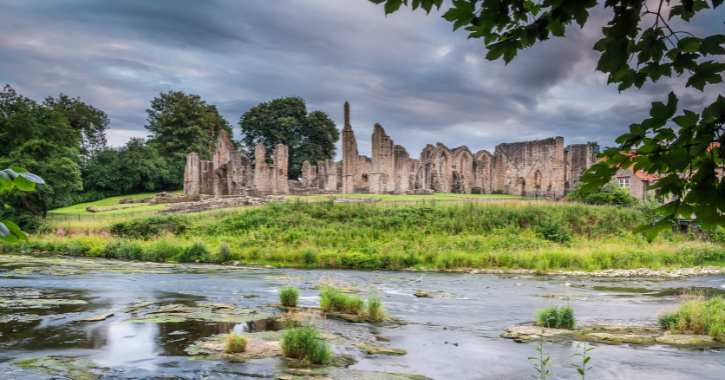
[502,324,724,348]
[462,267,725,278]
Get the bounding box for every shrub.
[177,242,209,263]
[536,220,572,244]
[101,241,142,260]
[566,182,638,207]
[366,296,385,322]
[659,296,725,339]
[320,287,364,315]
[281,327,331,364]
[536,306,575,329]
[224,333,247,353]
[215,243,232,264]
[110,216,189,239]
[143,240,182,262]
[280,287,300,308]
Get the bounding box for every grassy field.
[9,197,724,272]
[42,193,523,234]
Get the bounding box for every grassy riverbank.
[6,200,724,272]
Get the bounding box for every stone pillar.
[273,144,289,194]
[370,123,395,194]
[184,152,200,197]
[341,101,358,193]
[254,144,271,193]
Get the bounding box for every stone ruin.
[184,102,597,199]
[298,102,597,198]
[184,130,290,198]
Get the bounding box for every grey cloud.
[0,0,720,157]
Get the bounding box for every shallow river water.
[1,255,724,379]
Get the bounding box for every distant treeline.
[0,85,338,229]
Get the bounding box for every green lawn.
[49,193,163,216]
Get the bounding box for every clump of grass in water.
[536,306,575,329]
[224,333,247,353]
[658,296,725,339]
[280,287,300,308]
[319,287,364,315]
[366,296,385,322]
[281,326,331,364]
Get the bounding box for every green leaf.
[686,61,725,91]
[384,0,403,14]
[678,37,702,53]
[19,172,45,185]
[3,220,27,242]
[0,221,8,237]
[700,34,725,55]
[673,110,699,128]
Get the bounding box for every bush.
[366,296,385,322]
[280,287,300,307]
[536,220,572,244]
[566,182,638,207]
[281,327,331,364]
[143,240,182,262]
[214,243,232,264]
[176,241,208,263]
[659,296,725,339]
[224,333,247,353]
[320,287,364,315]
[110,216,188,239]
[536,306,575,329]
[101,241,142,260]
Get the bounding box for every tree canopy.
[239,97,339,178]
[372,0,724,233]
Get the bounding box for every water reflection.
[91,322,159,370]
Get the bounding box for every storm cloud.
[1,0,721,156]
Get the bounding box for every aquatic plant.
[319,287,364,315]
[536,306,576,329]
[280,287,299,307]
[281,326,331,364]
[529,335,552,380]
[366,296,385,322]
[571,344,594,380]
[224,333,247,353]
[658,296,725,339]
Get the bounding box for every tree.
[239,97,339,177]
[372,0,724,233]
[146,91,232,188]
[83,138,175,195]
[0,85,83,224]
[44,94,109,158]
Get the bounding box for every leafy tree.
[146,90,231,168]
[83,138,175,195]
[44,94,109,158]
[372,0,724,233]
[0,167,44,242]
[0,85,83,226]
[239,97,339,177]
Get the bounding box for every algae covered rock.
[14,356,105,380]
[501,325,574,343]
[655,332,718,346]
[356,343,407,356]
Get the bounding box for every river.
[1,255,723,379]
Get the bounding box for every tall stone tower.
[341,101,358,193]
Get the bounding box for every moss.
[356,343,406,356]
[14,356,103,380]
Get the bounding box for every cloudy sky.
[1,1,722,157]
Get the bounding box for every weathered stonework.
[185,102,598,199]
[184,132,289,197]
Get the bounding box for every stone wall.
[185,102,598,199]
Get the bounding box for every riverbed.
[1,255,723,379]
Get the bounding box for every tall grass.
[280,287,300,307]
[658,296,725,339]
[6,202,724,271]
[281,327,331,364]
[536,306,575,329]
[319,287,364,315]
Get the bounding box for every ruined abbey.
[184,102,596,198]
